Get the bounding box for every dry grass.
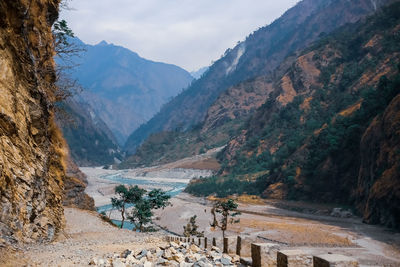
[229,218,354,247]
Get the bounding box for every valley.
[1,0,400,266]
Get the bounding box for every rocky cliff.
[0,0,65,244]
[357,94,400,228]
[63,156,95,210]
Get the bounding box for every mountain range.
[119,0,400,229]
[64,39,193,146]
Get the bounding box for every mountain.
[56,97,123,166]
[190,66,209,79]
[124,0,394,154]
[65,39,193,145]
[186,2,400,229]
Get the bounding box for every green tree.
[210,199,241,238]
[128,189,171,232]
[130,200,153,232]
[111,185,146,228]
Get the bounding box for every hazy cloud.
[61,0,298,71]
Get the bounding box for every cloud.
[61,0,298,71]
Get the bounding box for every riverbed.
[80,166,213,224]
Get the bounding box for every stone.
[223,236,237,254]
[190,244,201,253]
[231,255,240,263]
[251,243,280,267]
[143,261,152,267]
[171,242,179,248]
[173,253,185,263]
[112,258,126,267]
[220,255,232,265]
[121,249,132,258]
[313,254,359,267]
[277,250,312,267]
[98,258,106,266]
[163,248,174,260]
[211,246,220,252]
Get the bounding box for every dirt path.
[154,193,400,266]
[9,208,165,266]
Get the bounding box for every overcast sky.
[61,0,299,71]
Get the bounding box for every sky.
[61,0,299,71]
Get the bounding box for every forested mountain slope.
[124,0,394,154]
[186,3,400,229]
[57,97,123,166]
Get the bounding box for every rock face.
[0,0,65,243]
[63,157,95,211]
[357,94,400,228]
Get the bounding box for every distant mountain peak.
[97,40,108,46]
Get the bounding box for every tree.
[210,199,241,238]
[111,185,146,228]
[130,200,153,232]
[147,189,171,209]
[128,189,171,232]
[183,215,204,237]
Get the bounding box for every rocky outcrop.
[357,94,400,229]
[0,0,65,244]
[63,156,95,211]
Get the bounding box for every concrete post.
[251,243,280,267]
[212,237,223,249]
[236,236,254,257]
[204,237,209,249]
[277,250,312,267]
[313,254,359,267]
[224,236,237,254]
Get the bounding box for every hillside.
[124,0,394,154]
[57,97,123,166]
[65,39,193,145]
[186,3,400,229]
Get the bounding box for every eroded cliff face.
[0,0,65,244]
[63,156,95,211]
[357,94,400,228]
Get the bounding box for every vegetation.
[210,199,240,238]
[185,2,400,204]
[183,215,204,237]
[111,185,145,228]
[119,118,244,169]
[128,188,171,232]
[110,185,171,231]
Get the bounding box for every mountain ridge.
[64,38,193,145]
[124,0,393,154]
